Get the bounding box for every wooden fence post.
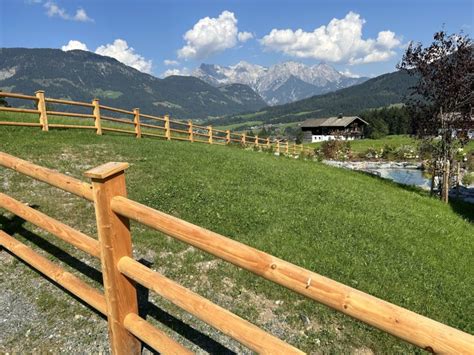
[266,138,270,148]
[35,90,48,132]
[293,143,296,154]
[84,163,141,355]
[242,133,246,145]
[133,108,141,139]
[442,160,450,203]
[456,161,461,200]
[164,115,171,140]
[277,140,280,153]
[92,99,102,135]
[226,130,230,145]
[286,141,289,154]
[208,126,213,144]
[255,135,259,147]
[188,120,194,142]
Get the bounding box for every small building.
[301,114,368,143]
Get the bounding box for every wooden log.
[35,90,48,131]
[0,152,93,201]
[99,104,134,115]
[118,256,303,354]
[45,97,94,108]
[46,111,95,119]
[285,141,289,154]
[139,122,164,129]
[0,230,107,315]
[164,115,171,140]
[0,92,38,100]
[0,107,40,114]
[188,120,194,142]
[169,128,189,134]
[255,135,259,147]
[84,163,140,355]
[123,313,192,355]
[0,121,42,127]
[266,138,270,148]
[276,141,280,153]
[242,133,246,145]
[139,113,165,122]
[111,196,474,354]
[208,126,213,144]
[0,192,100,257]
[226,130,230,145]
[133,108,141,139]
[92,99,102,135]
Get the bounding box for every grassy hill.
[0,122,472,352]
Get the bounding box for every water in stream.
[372,168,431,190]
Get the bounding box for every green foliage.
[360,106,411,138]
[462,172,474,185]
[319,140,352,160]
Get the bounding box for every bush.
[394,144,418,160]
[462,172,474,185]
[320,140,352,160]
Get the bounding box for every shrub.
[462,172,474,185]
[394,144,418,160]
[320,140,352,160]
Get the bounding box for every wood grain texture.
[92,99,102,135]
[118,256,303,354]
[0,151,94,201]
[86,166,140,355]
[111,196,474,354]
[0,230,107,315]
[123,313,192,355]
[133,108,141,139]
[0,192,100,257]
[35,90,48,132]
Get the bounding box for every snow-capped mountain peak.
[193,61,367,105]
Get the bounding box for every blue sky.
[1,0,472,78]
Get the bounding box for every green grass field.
[0,119,473,352]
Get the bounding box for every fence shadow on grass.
[0,211,236,354]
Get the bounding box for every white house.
[301,115,369,143]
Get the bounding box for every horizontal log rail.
[0,230,107,315]
[0,192,100,257]
[0,106,40,114]
[0,152,93,201]
[123,313,192,355]
[45,97,94,108]
[101,116,134,125]
[110,195,474,354]
[0,121,42,127]
[0,92,38,100]
[118,256,303,354]
[46,110,95,119]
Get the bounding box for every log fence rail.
[0,91,310,156]
[0,151,473,354]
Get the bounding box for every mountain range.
[192,61,368,105]
[208,69,418,127]
[0,48,267,119]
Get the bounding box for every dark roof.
[301,116,368,128]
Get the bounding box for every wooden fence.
[0,90,312,156]
[0,151,473,354]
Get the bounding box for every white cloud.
[237,31,253,42]
[161,68,190,78]
[61,40,89,51]
[43,1,93,22]
[260,12,401,65]
[95,39,153,74]
[178,11,252,60]
[164,59,180,66]
[340,69,361,78]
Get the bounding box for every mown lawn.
[0,122,473,353]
